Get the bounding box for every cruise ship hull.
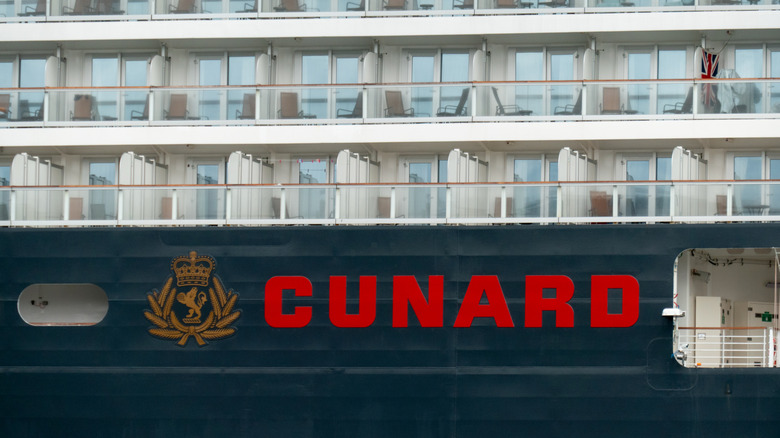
[1,224,780,437]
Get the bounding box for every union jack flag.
[701,49,720,108]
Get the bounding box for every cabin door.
[188,158,225,220]
[86,160,117,220]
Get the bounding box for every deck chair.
[600,87,622,115]
[279,92,315,119]
[274,0,307,11]
[18,100,42,121]
[383,0,406,9]
[384,90,417,117]
[663,88,693,114]
[63,0,96,14]
[337,91,363,118]
[554,89,582,115]
[240,0,258,11]
[95,0,124,14]
[491,87,532,116]
[20,0,46,15]
[71,95,95,121]
[589,191,612,217]
[0,94,10,120]
[236,93,256,120]
[346,0,364,10]
[495,0,519,7]
[453,0,473,7]
[716,195,728,216]
[271,197,303,219]
[164,94,192,120]
[492,197,514,218]
[436,88,469,117]
[169,0,197,13]
[539,0,568,6]
[377,197,405,218]
[130,95,149,121]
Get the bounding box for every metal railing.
[2,180,780,226]
[2,79,778,126]
[675,327,776,368]
[1,0,778,20]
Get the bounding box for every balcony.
[1,180,779,227]
[1,79,778,127]
[0,0,778,21]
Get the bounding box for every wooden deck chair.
[539,0,568,6]
[589,191,611,217]
[491,87,532,116]
[436,88,469,117]
[236,93,256,120]
[496,0,518,7]
[384,90,416,117]
[240,0,258,11]
[492,197,514,218]
[169,0,197,13]
[20,0,46,15]
[346,0,364,10]
[71,95,94,121]
[279,92,315,119]
[63,0,96,14]
[69,197,85,220]
[600,87,622,115]
[274,0,306,11]
[131,95,149,120]
[165,94,189,120]
[383,0,406,9]
[337,91,363,118]
[0,94,10,120]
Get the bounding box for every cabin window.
[17,284,108,326]
[298,52,361,119]
[725,153,780,215]
[506,155,557,218]
[672,248,780,368]
[514,48,577,115]
[405,50,470,117]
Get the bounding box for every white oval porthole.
[18,283,108,326]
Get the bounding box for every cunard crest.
[144,251,241,347]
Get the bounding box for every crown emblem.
[172,251,214,287]
[144,251,240,347]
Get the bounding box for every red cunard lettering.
[264,276,312,328]
[392,275,444,327]
[590,275,640,328]
[524,275,575,328]
[329,276,377,328]
[453,275,514,327]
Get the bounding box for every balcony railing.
[1,180,780,226]
[1,0,778,20]
[675,327,776,368]
[1,79,778,127]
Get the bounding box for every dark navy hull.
[2,224,780,437]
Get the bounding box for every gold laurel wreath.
[144,276,240,347]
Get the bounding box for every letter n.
[392,275,443,327]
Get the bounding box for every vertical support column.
[334,186,341,222]
[148,90,155,122]
[611,184,619,218]
[556,185,562,219]
[225,187,232,222]
[9,189,16,223]
[171,189,178,222]
[117,188,124,221]
[669,184,676,218]
[390,187,396,220]
[445,185,451,220]
[63,189,69,221]
[500,186,507,219]
[727,184,733,217]
[280,188,287,220]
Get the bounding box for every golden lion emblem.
[144,251,240,347]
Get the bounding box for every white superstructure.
[1,4,780,225]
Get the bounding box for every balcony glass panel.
[0,89,44,122]
[697,81,771,115]
[340,185,387,220]
[230,186,277,220]
[121,187,177,221]
[450,185,502,219]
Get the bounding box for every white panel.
[149,55,164,87]
[472,50,485,82]
[582,48,595,81]
[558,147,572,182]
[227,151,243,185]
[44,56,59,88]
[671,146,684,180]
[363,52,377,84]
[10,153,27,186]
[335,150,351,184]
[256,54,270,85]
